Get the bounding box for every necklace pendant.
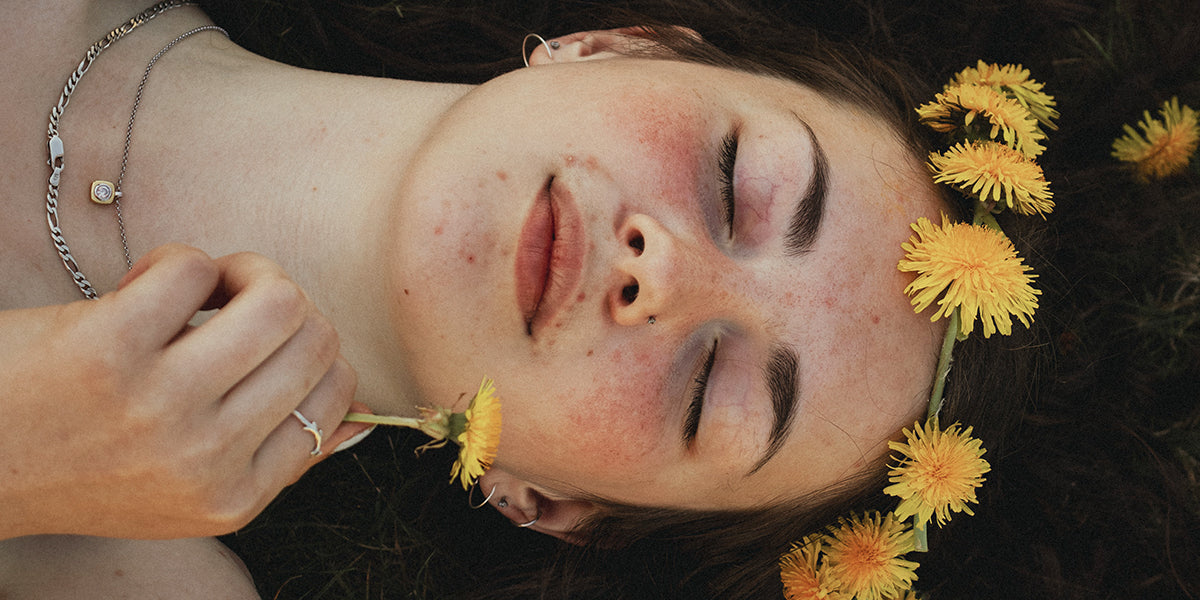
[90,180,117,205]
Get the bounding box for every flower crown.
[778,60,1056,600]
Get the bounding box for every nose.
[608,213,737,327]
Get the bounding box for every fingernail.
[333,425,376,453]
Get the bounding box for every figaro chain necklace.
[45,0,227,299]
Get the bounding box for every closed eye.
[717,132,738,239]
[684,338,718,445]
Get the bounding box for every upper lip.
[514,177,585,337]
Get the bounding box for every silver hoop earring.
[469,485,497,509]
[522,33,555,67]
[517,508,542,528]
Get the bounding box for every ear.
[527,26,701,66]
[477,468,599,545]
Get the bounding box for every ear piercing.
[522,33,557,67]
[648,316,657,324]
[469,484,497,509]
[498,497,509,508]
[517,509,542,528]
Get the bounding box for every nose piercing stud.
[647,316,657,325]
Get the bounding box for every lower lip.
[514,178,583,335]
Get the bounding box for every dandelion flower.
[449,377,503,490]
[917,83,1046,158]
[823,512,919,600]
[780,536,845,600]
[929,141,1053,216]
[343,376,502,490]
[898,215,1040,338]
[952,60,1059,130]
[1112,97,1199,180]
[884,420,991,529]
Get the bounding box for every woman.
[3,1,1195,599]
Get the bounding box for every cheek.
[603,87,707,209]
[551,347,670,472]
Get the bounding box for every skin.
[390,46,947,527]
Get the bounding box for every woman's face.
[388,55,944,511]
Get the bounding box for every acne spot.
[496,170,508,181]
[576,292,586,302]
[872,315,881,324]
[434,225,444,235]
[114,570,124,577]
[824,296,836,308]
[466,255,475,263]
[403,288,409,295]
[584,155,599,171]
[564,154,576,165]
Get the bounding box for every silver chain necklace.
[44,0,227,299]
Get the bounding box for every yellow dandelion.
[917,83,1047,158]
[1112,97,1199,180]
[823,512,919,600]
[884,420,991,529]
[952,60,1059,130]
[343,376,502,490]
[898,215,1040,338]
[780,536,846,600]
[928,141,1053,217]
[449,377,503,490]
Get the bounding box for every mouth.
[515,177,584,336]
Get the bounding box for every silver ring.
[517,508,542,528]
[522,33,555,67]
[292,410,323,457]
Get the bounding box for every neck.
[6,1,475,414]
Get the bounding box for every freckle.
[586,349,594,357]
[872,315,880,324]
[311,186,318,192]
[434,226,443,235]
[824,297,835,308]
[496,170,508,181]
[114,569,124,577]
[403,289,409,295]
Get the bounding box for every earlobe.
[477,468,598,545]
[527,26,701,66]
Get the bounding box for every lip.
[514,177,585,336]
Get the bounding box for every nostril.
[628,233,644,255]
[621,283,639,305]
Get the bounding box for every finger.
[164,253,312,400]
[102,244,220,350]
[217,309,344,443]
[251,356,358,490]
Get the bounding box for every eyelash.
[717,132,738,238]
[684,338,719,444]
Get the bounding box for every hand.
[0,244,364,540]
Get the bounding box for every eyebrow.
[746,115,826,476]
[784,113,829,256]
[747,345,800,475]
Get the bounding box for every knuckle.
[256,276,310,323]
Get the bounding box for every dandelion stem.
[343,412,425,428]
[928,308,959,421]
